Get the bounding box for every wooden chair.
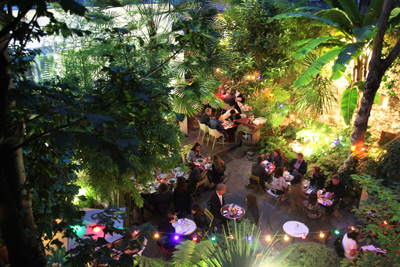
[198,122,209,144]
[247,173,264,194]
[208,128,224,149]
[191,178,208,202]
[265,183,282,209]
[282,155,289,167]
[204,208,214,231]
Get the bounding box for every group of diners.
[250,150,346,218]
[200,107,241,142]
[157,183,260,251]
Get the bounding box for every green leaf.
[341,87,359,125]
[353,25,377,42]
[270,12,341,28]
[373,93,379,104]
[354,81,365,91]
[362,0,384,26]
[337,0,362,26]
[316,8,354,30]
[388,8,400,29]
[294,47,342,87]
[59,0,86,16]
[294,36,335,59]
[332,42,364,80]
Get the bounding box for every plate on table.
[204,164,212,170]
[326,199,333,205]
[159,174,167,179]
[174,167,181,171]
[196,158,205,164]
[168,178,177,185]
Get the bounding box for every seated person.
[323,174,345,202]
[288,174,307,207]
[188,165,203,193]
[239,192,259,225]
[303,192,324,219]
[250,155,269,191]
[271,167,288,195]
[187,142,202,163]
[173,177,192,217]
[150,182,173,216]
[209,155,226,186]
[266,148,283,168]
[200,108,212,125]
[192,204,209,231]
[208,111,227,139]
[310,166,326,190]
[157,214,177,250]
[228,109,240,122]
[343,228,362,260]
[288,152,307,175]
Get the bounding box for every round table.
[220,204,245,220]
[283,221,309,238]
[172,218,197,235]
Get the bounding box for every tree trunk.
[0,40,47,267]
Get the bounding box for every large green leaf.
[316,8,354,30]
[373,93,379,104]
[294,47,342,87]
[353,24,377,42]
[388,7,400,29]
[362,0,384,26]
[331,42,364,80]
[294,36,335,59]
[270,12,340,28]
[341,87,359,125]
[337,0,362,26]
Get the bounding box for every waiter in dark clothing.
[157,214,177,250]
[209,184,227,229]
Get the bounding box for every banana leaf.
[341,86,359,125]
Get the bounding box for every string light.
[154,232,159,238]
[252,76,255,80]
[296,119,301,124]
[339,136,343,140]
[361,147,366,151]
[211,236,216,241]
[372,148,377,153]
[279,104,284,108]
[351,145,356,151]
[193,235,198,242]
[342,143,346,147]
[319,231,325,238]
[351,226,356,231]
[266,235,271,242]
[284,235,289,241]
[133,230,139,235]
[290,114,295,119]
[174,235,180,241]
[230,234,235,240]
[334,229,340,235]
[383,150,387,153]
[302,233,307,240]
[247,235,253,241]
[93,226,102,233]
[383,220,388,225]
[216,68,220,72]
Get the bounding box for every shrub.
[281,242,341,267]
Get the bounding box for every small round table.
[220,204,245,220]
[283,221,309,238]
[172,218,197,235]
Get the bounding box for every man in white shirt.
[342,229,361,260]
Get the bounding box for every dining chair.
[247,173,264,194]
[191,178,208,203]
[208,128,224,149]
[198,122,209,144]
[204,208,214,231]
[265,183,283,209]
[282,155,289,167]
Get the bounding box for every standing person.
[150,182,173,216]
[271,167,288,195]
[224,90,241,114]
[157,214,177,250]
[208,111,227,139]
[241,192,259,225]
[200,108,212,125]
[342,228,362,260]
[288,153,308,175]
[209,184,227,228]
[192,204,209,231]
[310,166,325,190]
[173,177,192,218]
[250,155,269,191]
[288,174,307,206]
[188,165,203,193]
[266,148,283,168]
[187,143,202,163]
[209,155,226,187]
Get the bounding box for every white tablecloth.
[283,221,309,238]
[172,219,197,235]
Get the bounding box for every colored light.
[284,235,289,241]
[290,114,295,119]
[383,150,387,153]
[93,226,102,233]
[252,76,255,79]
[361,147,366,151]
[257,76,261,80]
[285,110,289,113]
[174,235,179,241]
[247,235,253,241]
[302,233,307,240]
[342,143,346,147]
[372,148,377,153]
[216,68,220,72]
[230,235,234,240]
[270,94,273,97]
[319,231,325,238]
[133,230,140,235]
[351,226,356,231]
[339,136,343,140]
[154,232,160,238]
[351,145,356,151]
[266,235,271,242]
[211,236,216,241]
[297,119,301,123]
[279,104,284,108]
[193,235,198,241]
[334,229,340,235]
[383,220,388,225]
